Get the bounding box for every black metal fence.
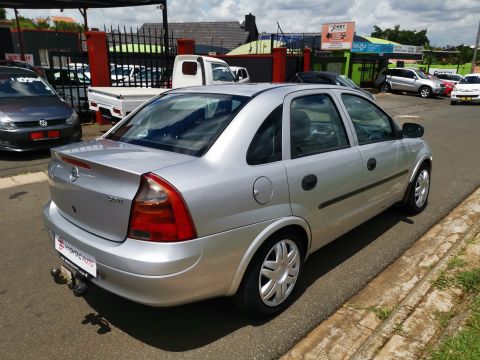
[106,25,177,88]
[46,43,91,117]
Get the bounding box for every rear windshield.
[0,74,56,98]
[106,93,249,156]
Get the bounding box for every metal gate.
[47,49,91,117]
[106,25,177,88]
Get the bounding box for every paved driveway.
[1,95,479,359]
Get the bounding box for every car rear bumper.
[43,200,273,306]
[0,125,82,152]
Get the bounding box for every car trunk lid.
[48,139,195,242]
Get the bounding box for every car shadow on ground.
[83,207,415,352]
[0,149,50,162]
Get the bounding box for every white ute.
[88,55,237,122]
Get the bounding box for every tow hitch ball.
[50,267,88,297]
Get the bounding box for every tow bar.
[50,266,89,297]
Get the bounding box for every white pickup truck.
[88,55,237,122]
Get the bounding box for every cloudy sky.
[6,0,480,46]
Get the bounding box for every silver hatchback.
[44,84,432,316]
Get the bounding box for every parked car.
[230,66,251,83]
[0,66,82,151]
[134,68,164,88]
[44,68,91,113]
[110,65,144,85]
[292,71,375,101]
[0,59,46,78]
[45,83,431,316]
[434,73,463,84]
[450,73,480,105]
[377,68,445,98]
[425,74,454,97]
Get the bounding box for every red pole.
[85,31,111,125]
[272,47,286,83]
[303,47,311,72]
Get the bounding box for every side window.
[403,70,416,79]
[212,63,235,82]
[341,94,395,145]
[290,94,349,159]
[247,105,283,165]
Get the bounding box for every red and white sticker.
[55,235,96,277]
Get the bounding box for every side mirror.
[402,123,424,138]
[235,72,241,82]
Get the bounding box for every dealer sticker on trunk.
[54,235,97,277]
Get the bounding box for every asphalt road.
[0,94,479,360]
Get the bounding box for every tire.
[380,82,391,93]
[233,230,305,317]
[450,100,457,105]
[399,165,430,215]
[419,86,432,98]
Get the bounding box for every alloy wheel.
[258,239,300,307]
[414,169,430,208]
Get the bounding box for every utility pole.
[472,20,480,73]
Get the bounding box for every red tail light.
[61,156,91,169]
[128,173,196,242]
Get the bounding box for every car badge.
[69,167,79,182]
[39,119,48,127]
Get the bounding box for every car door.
[282,90,365,252]
[338,92,410,218]
[401,69,418,92]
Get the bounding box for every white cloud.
[5,0,480,46]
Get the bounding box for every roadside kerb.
[281,187,480,360]
[0,171,48,190]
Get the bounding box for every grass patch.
[431,271,455,290]
[433,310,455,329]
[367,306,392,320]
[447,256,467,270]
[430,295,480,360]
[455,269,480,293]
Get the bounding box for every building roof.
[49,16,77,23]
[139,21,251,51]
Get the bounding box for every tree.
[371,25,430,46]
[0,8,6,20]
[54,21,84,32]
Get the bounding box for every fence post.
[272,47,286,83]
[177,39,195,55]
[303,47,311,71]
[85,31,110,124]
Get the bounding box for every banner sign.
[351,42,394,53]
[321,22,355,50]
[392,45,423,55]
[5,53,34,66]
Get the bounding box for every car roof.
[169,83,364,98]
[465,73,480,77]
[0,66,38,75]
[297,71,338,78]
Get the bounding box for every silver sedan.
[44,84,432,316]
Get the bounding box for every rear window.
[106,93,249,156]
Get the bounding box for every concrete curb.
[0,171,48,190]
[281,187,480,360]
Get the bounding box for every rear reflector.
[112,108,122,116]
[47,130,60,138]
[128,173,196,242]
[90,101,97,107]
[61,156,91,170]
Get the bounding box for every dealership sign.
[351,42,394,53]
[321,22,355,50]
[350,42,423,55]
[5,53,34,66]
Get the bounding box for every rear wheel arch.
[226,218,311,296]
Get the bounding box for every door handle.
[367,158,377,171]
[302,174,317,191]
